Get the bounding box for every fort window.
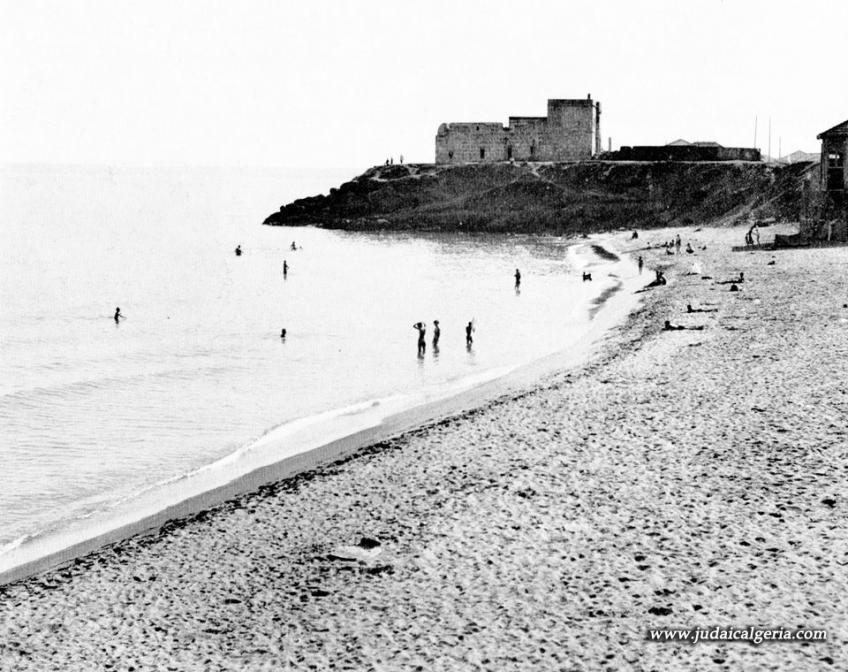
[507,146,513,160]
[448,150,454,160]
[530,145,536,158]
[480,148,485,159]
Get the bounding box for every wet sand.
[1,226,845,671]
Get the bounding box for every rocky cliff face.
[264,161,815,233]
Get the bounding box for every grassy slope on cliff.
[264,161,814,233]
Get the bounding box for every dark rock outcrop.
[264,161,816,233]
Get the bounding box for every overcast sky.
[2,0,845,170]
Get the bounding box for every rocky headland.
[264,161,815,233]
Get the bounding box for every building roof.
[666,139,691,146]
[817,119,848,139]
[692,141,723,147]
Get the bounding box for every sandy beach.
[1,225,845,671]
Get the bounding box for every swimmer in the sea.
[413,322,426,355]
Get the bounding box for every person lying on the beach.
[686,304,717,313]
[643,269,667,289]
[716,272,744,285]
[729,284,740,292]
[582,272,592,282]
[685,243,694,254]
[664,320,705,331]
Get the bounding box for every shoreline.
[0,240,642,587]
[3,224,841,670]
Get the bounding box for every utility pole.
[768,117,772,162]
[754,115,758,149]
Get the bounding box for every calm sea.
[0,164,635,567]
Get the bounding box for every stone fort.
[435,96,601,164]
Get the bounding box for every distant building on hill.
[608,142,760,162]
[435,96,601,164]
[664,139,725,148]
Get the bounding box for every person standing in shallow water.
[413,322,426,356]
[638,255,644,274]
[514,268,521,288]
[114,307,124,324]
[283,260,288,277]
[465,321,474,348]
[432,320,440,348]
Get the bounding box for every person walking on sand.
[638,255,644,274]
[514,268,521,288]
[432,320,440,348]
[675,234,681,253]
[413,322,426,355]
[465,321,474,348]
[283,260,288,277]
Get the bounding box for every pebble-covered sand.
[1,226,846,671]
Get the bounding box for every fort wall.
[609,145,762,162]
[435,97,600,164]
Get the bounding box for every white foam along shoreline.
[0,240,645,587]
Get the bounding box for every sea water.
[0,164,635,568]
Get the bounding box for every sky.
[1,0,845,171]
